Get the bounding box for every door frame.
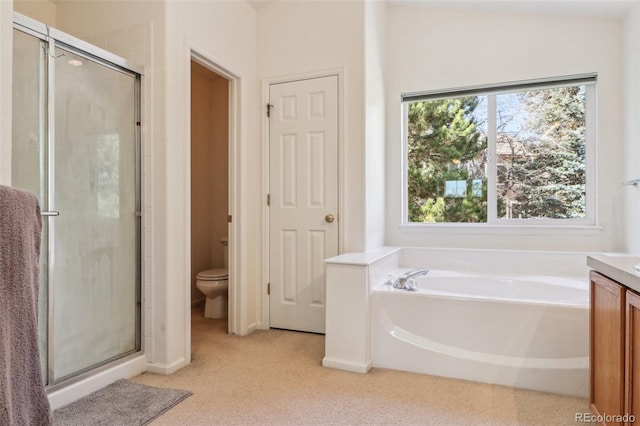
[185,41,245,356]
[261,68,345,330]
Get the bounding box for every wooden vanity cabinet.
[626,290,640,423]
[590,270,640,426]
[590,271,625,425]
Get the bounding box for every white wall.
[164,1,260,346]
[13,0,56,26]
[623,4,640,254]
[364,0,387,250]
[257,0,367,253]
[385,5,625,252]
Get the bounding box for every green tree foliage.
[497,87,586,219]
[408,86,587,223]
[407,97,487,222]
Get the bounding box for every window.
[402,74,596,226]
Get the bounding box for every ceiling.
[245,0,639,19]
[246,0,272,10]
[389,0,640,19]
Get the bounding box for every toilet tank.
[222,237,228,269]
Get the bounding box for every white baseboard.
[145,357,188,375]
[246,321,259,333]
[322,356,371,374]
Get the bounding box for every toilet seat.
[197,268,228,281]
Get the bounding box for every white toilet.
[196,238,228,319]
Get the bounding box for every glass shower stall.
[11,14,142,389]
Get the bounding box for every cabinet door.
[626,290,640,425]
[590,271,626,425]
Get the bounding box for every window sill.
[398,223,604,236]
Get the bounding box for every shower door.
[50,44,140,382]
[12,16,141,386]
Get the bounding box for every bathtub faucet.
[393,268,429,290]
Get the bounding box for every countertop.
[587,254,640,293]
[324,246,400,266]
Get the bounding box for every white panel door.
[269,75,338,333]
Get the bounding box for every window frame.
[401,74,597,228]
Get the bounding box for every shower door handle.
[41,211,60,217]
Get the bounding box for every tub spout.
[393,268,429,289]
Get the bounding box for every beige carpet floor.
[132,305,592,425]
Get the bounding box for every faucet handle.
[405,278,418,291]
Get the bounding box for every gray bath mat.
[53,379,192,425]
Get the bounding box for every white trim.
[260,79,270,331]
[586,84,598,227]
[397,223,604,236]
[402,73,597,103]
[183,41,193,369]
[400,102,408,223]
[140,27,154,366]
[487,95,497,221]
[145,357,188,375]
[261,68,345,330]
[321,357,371,374]
[184,37,247,348]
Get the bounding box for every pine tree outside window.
[402,74,596,226]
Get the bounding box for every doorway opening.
[190,60,230,335]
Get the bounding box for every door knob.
[325,213,335,223]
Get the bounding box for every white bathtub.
[372,269,589,397]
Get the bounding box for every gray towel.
[0,185,52,425]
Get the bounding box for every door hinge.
[266,103,274,118]
[228,215,232,223]
[267,194,270,206]
[267,283,270,295]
